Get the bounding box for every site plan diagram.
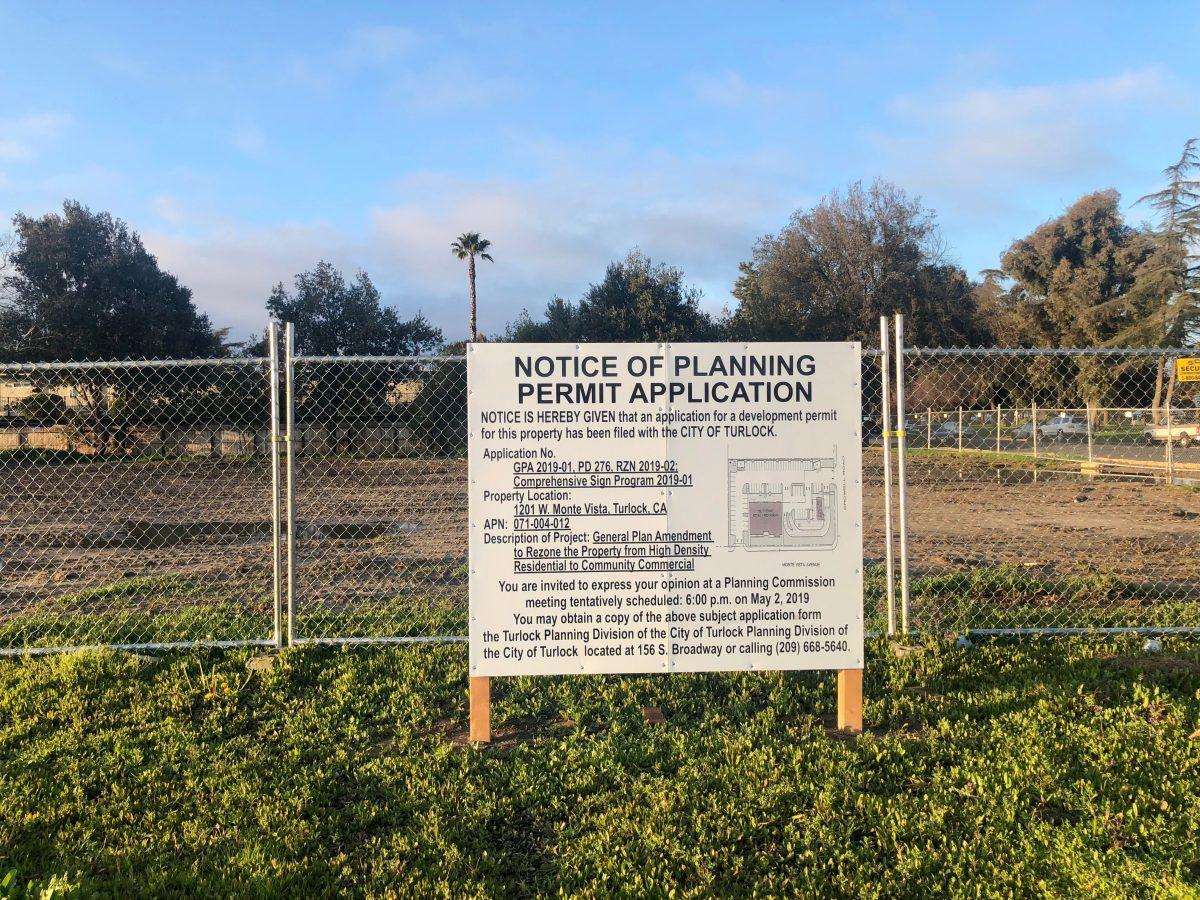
[727,454,840,551]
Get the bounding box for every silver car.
[1038,415,1089,440]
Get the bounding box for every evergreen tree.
[0,200,223,361]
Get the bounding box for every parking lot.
[898,409,1200,473]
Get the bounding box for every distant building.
[0,378,115,415]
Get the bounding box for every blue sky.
[1,1,1198,343]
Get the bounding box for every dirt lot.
[2,452,1197,643]
[863,455,1200,587]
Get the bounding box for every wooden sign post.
[837,668,863,732]
[469,675,491,743]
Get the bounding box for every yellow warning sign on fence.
[1178,358,1200,383]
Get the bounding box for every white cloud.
[283,24,517,113]
[143,221,351,340]
[389,61,519,111]
[0,112,72,162]
[337,25,418,66]
[366,150,792,336]
[878,68,1182,191]
[34,164,125,200]
[286,23,419,92]
[693,70,786,108]
[94,52,147,78]
[151,194,188,225]
[139,147,796,342]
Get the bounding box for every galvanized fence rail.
[1,320,1196,654]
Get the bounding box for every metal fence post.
[1166,396,1174,485]
[1086,400,1094,462]
[957,406,963,452]
[893,314,911,634]
[268,321,283,649]
[284,322,296,646]
[1032,401,1038,460]
[926,408,931,448]
[879,318,896,636]
[995,405,1001,453]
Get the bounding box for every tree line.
[509,143,1199,352]
[2,141,1197,454]
[2,141,1198,365]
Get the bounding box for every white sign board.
[468,342,863,677]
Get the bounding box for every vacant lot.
[2,636,1200,896]
[867,455,1200,579]
[2,451,1198,647]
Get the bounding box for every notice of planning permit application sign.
[468,342,864,677]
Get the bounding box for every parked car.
[929,420,965,446]
[1038,415,1088,441]
[1143,416,1198,447]
[1010,422,1035,441]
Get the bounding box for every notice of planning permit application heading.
[468,342,864,677]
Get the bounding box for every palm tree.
[450,232,494,341]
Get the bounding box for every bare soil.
[864,456,1200,587]
[2,454,1197,619]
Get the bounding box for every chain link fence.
[288,354,467,643]
[861,348,890,635]
[892,347,1199,635]
[0,358,277,652]
[2,331,1197,653]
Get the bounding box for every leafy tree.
[507,250,718,342]
[725,180,986,347]
[0,200,223,362]
[999,190,1155,349]
[450,232,493,342]
[1126,138,1200,345]
[989,191,1166,409]
[260,261,442,356]
[0,202,231,453]
[504,297,580,342]
[254,262,444,436]
[972,269,1025,348]
[408,359,467,456]
[0,232,14,281]
[1121,140,1200,417]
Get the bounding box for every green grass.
[887,565,1200,633]
[0,576,272,650]
[1093,426,1148,443]
[1,565,472,650]
[902,447,1079,469]
[3,636,1200,896]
